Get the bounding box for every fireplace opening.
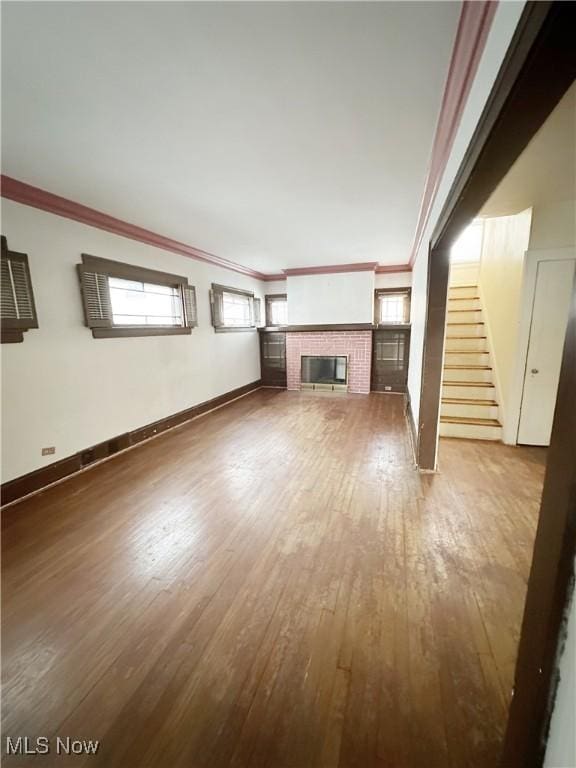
[301,355,348,391]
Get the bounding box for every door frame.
[417,2,576,765]
[508,247,576,445]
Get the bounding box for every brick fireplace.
[286,331,372,394]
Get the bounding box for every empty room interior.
[1,2,575,767]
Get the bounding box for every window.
[210,283,258,332]
[1,235,39,343]
[108,278,183,326]
[374,288,411,326]
[77,254,197,338]
[265,294,288,326]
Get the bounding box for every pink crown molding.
[375,264,412,274]
[0,175,271,281]
[283,262,378,277]
[408,0,498,267]
[1,176,410,279]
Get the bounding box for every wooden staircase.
[440,284,502,441]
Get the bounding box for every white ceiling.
[481,82,576,218]
[2,2,460,275]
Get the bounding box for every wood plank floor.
[1,390,546,767]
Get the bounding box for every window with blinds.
[77,254,197,338]
[265,294,288,326]
[374,288,411,326]
[210,283,259,332]
[1,236,39,343]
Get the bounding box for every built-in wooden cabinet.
[371,327,411,393]
[259,331,287,387]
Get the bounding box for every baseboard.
[405,390,418,464]
[1,379,262,508]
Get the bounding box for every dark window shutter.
[1,236,39,334]
[210,288,223,328]
[183,285,198,327]
[77,266,113,328]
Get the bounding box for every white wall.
[545,581,576,768]
[1,200,265,483]
[407,0,528,439]
[478,209,532,435]
[263,279,287,295]
[286,271,375,325]
[374,271,412,289]
[530,200,576,251]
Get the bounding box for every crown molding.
[375,264,412,274]
[408,0,498,267]
[283,262,379,277]
[1,175,271,281]
[1,176,412,279]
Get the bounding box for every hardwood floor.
[1,390,545,767]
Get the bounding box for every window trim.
[265,293,288,327]
[1,235,39,344]
[374,288,411,327]
[210,282,258,333]
[78,254,197,339]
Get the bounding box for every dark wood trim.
[405,390,418,462]
[501,276,576,766]
[1,455,82,508]
[258,323,375,333]
[211,282,254,298]
[417,246,450,470]
[0,329,25,343]
[414,1,576,764]
[81,253,190,287]
[1,380,262,507]
[92,326,192,339]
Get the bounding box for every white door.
[518,258,575,445]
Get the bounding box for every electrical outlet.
[385,386,392,392]
[42,446,56,456]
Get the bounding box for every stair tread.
[447,309,482,313]
[446,335,487,339]
[440,415,502,427]
[447,322,485,325]
[442,397,498,405]
[449,284,478,289]
[448,296,480,301]
[444,349,489,354]
[443,380,494,387]
[444,364,492,370]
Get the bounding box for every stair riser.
[444,368,493,383]
[447,298,480,311]
[442,384,495,399]
[444,351,490,366]
[441,403,499,420]
[446,323,485,337]
[449,286,478,299]
[445,337,487,351]
[440,422,502,441]
[448,310,483,324]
